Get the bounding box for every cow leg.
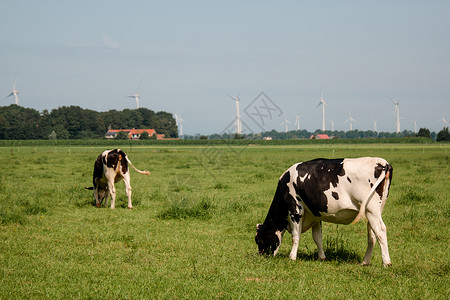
[107,181,116,209]
[103,191,109,208]
[366,212,391,267]
[94,188,101,208]
[312,222,326,261]
[288,215,302,260]
[362,223,377,266]
[122,174,133,209]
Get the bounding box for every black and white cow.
[255,157,393,267]
[86,149,150,209]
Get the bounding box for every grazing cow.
[86,149,150,209]
[255,157,393,267]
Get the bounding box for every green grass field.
[0,144,448,299]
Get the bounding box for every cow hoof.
[128,206,133,210]
[361,262,370,266]
[383,262,392,268]
[319,257,327,262]
[96,204,100,208]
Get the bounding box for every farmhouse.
[105,128,166,140]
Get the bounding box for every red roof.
[310,134,330,139]
[316,134,330,139]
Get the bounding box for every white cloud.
[102,33,119,48]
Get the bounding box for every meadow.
[0,143,448,299]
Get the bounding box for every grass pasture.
[0,143,449,299]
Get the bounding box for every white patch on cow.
[273,230,284,256]
[287,166,299,203]
[299,172,309,182]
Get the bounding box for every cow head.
[255,223,281,256]
[93,187,108,207]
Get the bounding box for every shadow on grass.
[273,247,361,264]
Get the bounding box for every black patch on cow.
[374,163,394,199]
[93,154,104,187]
[374,163,385,179]
[370,183,374,188]
[290,213,302,223]
[293,159,345,217]
[105,149,129,174]
[332,191,339,200]
[255,171,294,255]
[347,177,351,183]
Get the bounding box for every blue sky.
[1,1,449,134]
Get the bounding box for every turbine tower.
[6,80,19,105]
[392,99,400,133]
[127,79,142,109]
[280,115,290,133]
[294,114,301,130]
[316,90,327,131]
[412,120,418,134]
[373,120,378,132]
[228,95,241,135]
[175,113,185,138]
[344,111,356,131]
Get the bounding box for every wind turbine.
[392,99,400,133]
[294,114,301,130]
[438,114,448,128]
[280,115,290,133]
[228,94,241,135]
[6,79,19,105]
[373,120,378,132]
[175,113,185,138]
[344,111,356,131]
[127,78,142,109]
[330,119,335,132]
[316,90,327,131]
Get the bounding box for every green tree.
[0,105,42,139]
[436,127,450,142]
[115,131,129,140]
[416,128,431,139]
[139,131,150,140]
[48,131,57,140]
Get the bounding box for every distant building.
[310,134,331,140]
[105,128,165,140]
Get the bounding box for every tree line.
[190,127,450,141]
[0,105,178,140]
[1,104,449,141]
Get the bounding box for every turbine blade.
[136,78,143,93]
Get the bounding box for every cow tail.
[352,166,390,224]
[125,156,151,175]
